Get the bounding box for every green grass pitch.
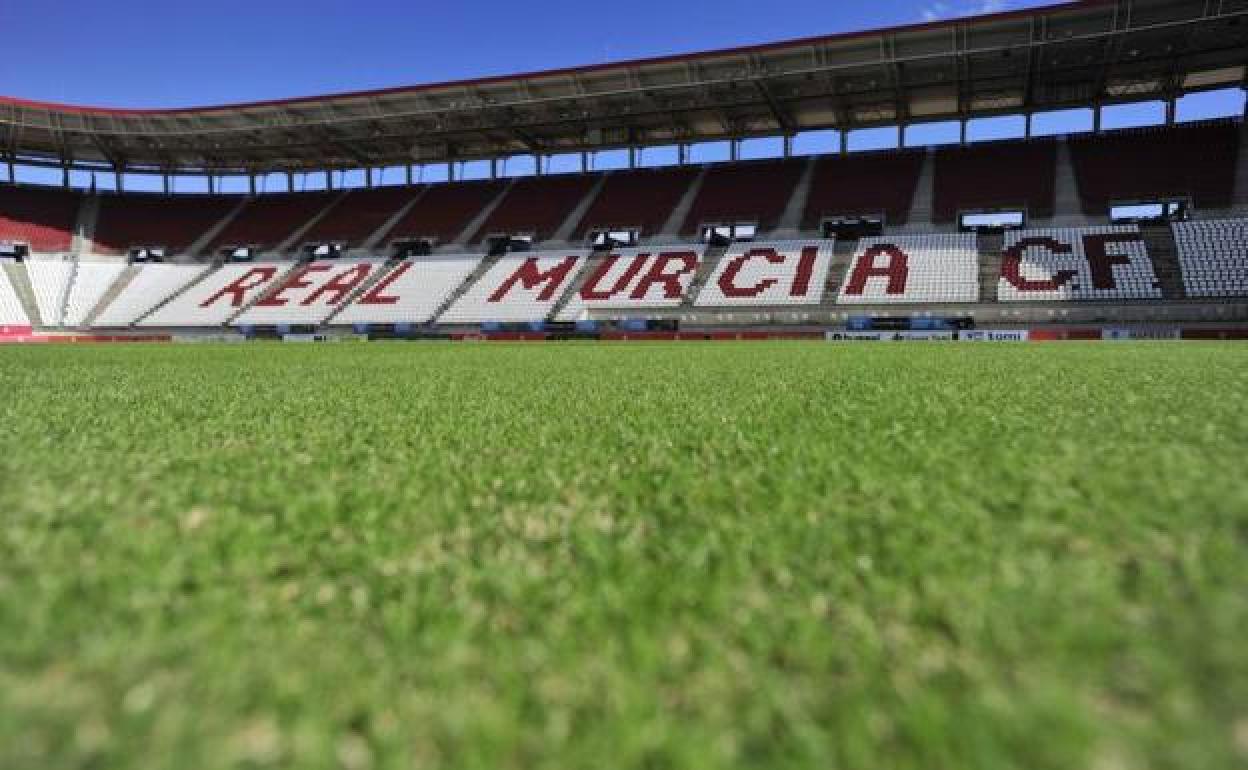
[1,341,1246,770]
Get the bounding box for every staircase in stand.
[1139,223,1187,300]
[977,232,1004,303]
[82,264,142,328]
[2,261,42,327]
[429,252,504,324]
[681,245,727,308]
[820,238,860,309]
[321,260,403,327]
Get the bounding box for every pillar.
[1093,105,1102,133]
[839,131,847,156]
[1164,98,1176,126]
[448,162,456,182]
[162,173,170,195]
[366,167,374,188]
[628,147,637,169]
[286,171,295,192]
[783,135,794,158]
[405,164,414,186]
[730,140,740,162]
[490,158,498,179]
[248,174,257,196]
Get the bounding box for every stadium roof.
[3,0,1247,175]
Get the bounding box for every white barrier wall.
[334,255,484,325]
[92,264,210,327]
[139,262,293,327]
[1173,219,1248,298]
[556,247,702,321]
[233,260,386,326]
[441,252,589,323]
[694,240,833,308]
[836,234,978,304]
[998,226,1161,302]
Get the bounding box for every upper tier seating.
[94,194,241,256]
[334,255,484,325]
[384,180,508,245]
[574,167,699,241]
[1069,121,1240,214]
[0,267,31,326]
[205,193,339,254]
[92,264,211,327]
[998,226,1161,302]
[233,260,387,325]
[0,185,81,253]
[556,247,704,321]
[1173,219,1248,298]
[25,258,75,325]
[297,187,419,248]
[475,175,599,243]
[933,139,1056,221]
[836,234,979,304]
[803,150,925,228]
[140,262,295,326]
[440,252,589,323]
[695,240,834,307]
[681,159,805,235]
[63,262,127,326]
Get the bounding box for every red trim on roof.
[0,1,1110,118]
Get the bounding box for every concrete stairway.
[321,260,402,326]
[82,263,142,327]
[1050,136,1086,226]
[547,251,611,321]
[188,197,250,258]
[773,155,818,237]
[452,178,517,248]
[902,149,935,230]
[276,191,349,254]
[548,174,608,245]
[361,188,428,253]
[977,232,1004,303]
[3,261,42,326]
[429,252,504,323]
[1139,223,1187,300]
[73,195,100,256]
[130,264,218,326]
[681,245,727,307]
[656,166,707,241]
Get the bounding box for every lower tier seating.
[92,264,211,327]
[695,240,834,307]
[139,262,294,326]
[556,248,703,321]
[25,258,76,325]
[998,226,1161,302]
[836,234,979,304]
[233,260,388,325]
[63,262,127,326]
[1173,219,1248,298]
[334,255,484,325]
[0,267,30,325]
[440,252,589,323]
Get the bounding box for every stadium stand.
[93,194,242,256]
[139,262,293,326]
[0,266,31,326]
[440,252,588,322]
[836,234,979,304]
[681,159,805,235]
[334,255,485,325]
[91,264,210,327]
[474,175,599,243]
[1068,120,1240,214]
[62,261,126,326]
[695,240,834,307]
[205,193,339,254]
[933,139,1056,221]
[233,260,386,325]
[574,167,700,242]
[1173,218,1248,298]
[295,187,418,249]
[0,185,81,253]
[555,248,703,321]
[382,180,508,246]
[802,150,925,228]
[998,226,1162,302]
[25,258,76,324]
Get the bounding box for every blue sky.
[0,0,1242,190]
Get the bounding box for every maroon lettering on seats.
[488,256,580,302]
[256,264,332,307]
[790,246,820,297]
[718,248,783,298]
[581,254,647,300]
[1001,237,1077,292]
[630,251,698,300]
[302,264,373,306]
[358,262,412,305]
[199,267,278,308]
[844,245,909,295]
[1082,233,1140,290]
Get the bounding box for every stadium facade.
[2,0,1248,341]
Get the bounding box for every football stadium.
[2,0,1247,767]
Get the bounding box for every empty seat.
[837,234,979,304]
[998,226,1161,302]
[440,252,588,323]
[1173,218,1248,298]
[297,187,419,248]
[556,247,704,321]
[25,258,76,325]
[574,167,699,242]
[932,139,1056,221]
[384,180,508,246]
[0,267,30,326]
[205,193,339,254]
[233,260,388,325]
[140,262,295,326]
[695,240,834,307]
[803,150,925,228]
[63,261,127,326]
[92,264,212,327]
[475,175,599,243]
[335,254,484,325]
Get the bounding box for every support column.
[63,165,71,189]
[730,139,740,161]
[448,162,456,182]
[783,135,794,158]
[206,174,213,195]
[162,173,170,195]
[117,168,126,193]
[6,158,14,183]
[535,155,544,176]
[249,174,257,196]
[490,158,498,179]
[959,120,968,145]
[405,164,414,186]
[326,170,335,191]
[366,167,374,188]
[1025,113,1033,139]
[1164,98,1176,126]
[628,147,638,169]
[679,144,690,165]
[839,130,847,155]
[286,171,295,192]
[580,152,588,173]
[1093,104,1102,133]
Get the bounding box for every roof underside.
[2,0,1247,174]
